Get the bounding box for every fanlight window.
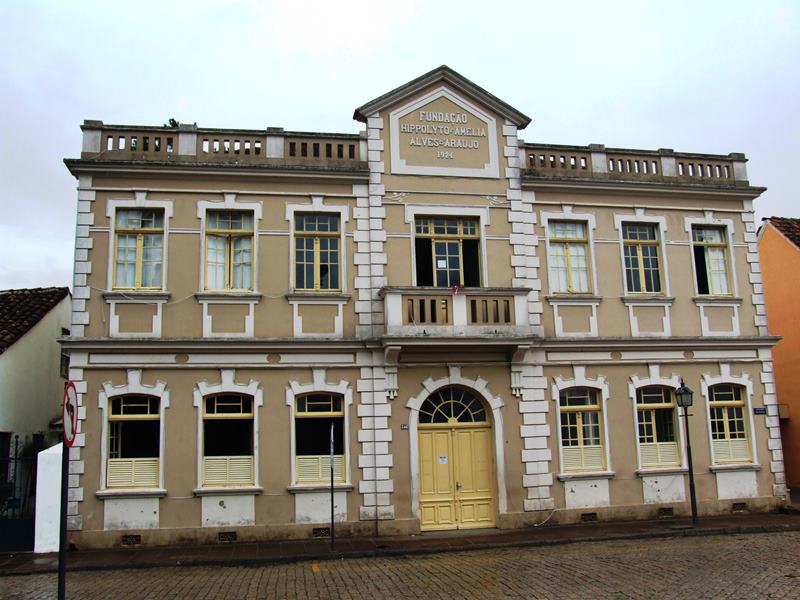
[418,387,487,424]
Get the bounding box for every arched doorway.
[417,387,495,530]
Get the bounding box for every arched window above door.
[418,387,487,424]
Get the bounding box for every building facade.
[758,217,800,493]
[63,67,786,548]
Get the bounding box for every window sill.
[557,471,615,481]
[545,294,602,303]
[286,292,351,302]
[636,467,687,478]
[709,463,760,473]
[193,486,263,496]
[692,296,743,305]
[621,296,674,306]
[379,286,531,298]
[288,483,353,493]
[103,291,171,301]
[195,292,263,302]
[96,488,167,499]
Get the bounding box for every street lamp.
[675,379,698,525]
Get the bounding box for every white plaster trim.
[627,365,687,472]
[99,369,170,491]
[626,301,672,338]
[106,194,174,293]
[388,86,500,178]
[108,298,167,338]
[285,368,354,487]
[697,303,741,337]
[196,193,263,293]
[405,366,507,519]
[551,365,612,475]
[700,364,757,468]
[284,195,350,294]
[551,302,599,338]
[404,204,490,287]
[683,213,740,298]
[192,370,264,489]
[540,206,600,297]
[613,210,672,296]
[288,297,347,338]
[199,299,256,338]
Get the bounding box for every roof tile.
[0,287,70,355]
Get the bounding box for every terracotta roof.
[0,287,70,355]
[765,217,800,249]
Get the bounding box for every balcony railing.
[381,287,532,337]
[78,121,366,171]
[523,143,749,186]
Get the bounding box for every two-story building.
[62,66,786,548]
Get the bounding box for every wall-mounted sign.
[438,455,448,465]
[400,424,409,430]
[753,407,767,415]
[389,87,500,178]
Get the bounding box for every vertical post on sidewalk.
[58,441,68,600]
[60,382,78,600]
[330,422,335,550]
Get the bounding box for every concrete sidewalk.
[3,511,800,577]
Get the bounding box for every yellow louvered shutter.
[640,442,679,468]
[107,458,159,488]
[562,446,604,472]
[296,455,345,483]
[203,456,254,486]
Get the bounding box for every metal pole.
[683,407,698,525]
[57,442,69,600]
[330,422,335,551]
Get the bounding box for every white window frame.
[628,365,687,472]
[613,211,671,296]
[552,365,612,477]
[684,213,738,298]
[285,368,353,488]
[541,207,599,296]
[193,369,263,491]
[405,204,490,287]
[106,192,173,293]
[285,196,350,293]
[701,364,757,467]
[98,369,169,494]
[197,193,262,293]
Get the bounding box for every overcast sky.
[1,0,798,290]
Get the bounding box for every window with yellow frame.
[692,226,731,295]
[205,210,253,290]
[622,223,662,293]
[559,387,605,472]
[295,214,340,291]
[414,216,480,287]
[295,394,345,484]
[107,395,160,488]
[202,394,255,486]
[547,221,590,293]
[708,384,750,463]
[636,386,680,467]
[114,209,164,289]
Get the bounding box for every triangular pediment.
[353,65,531,129]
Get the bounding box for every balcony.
[380,287,533,338]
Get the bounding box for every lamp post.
[675,379,698,525]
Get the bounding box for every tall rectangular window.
[709,384,750,463]
[295,214,340,291]
[107,396,160,488]
[622,223,662,293]
[559,387,604,472]
[114,209,164,289]
[294,394,345,484]
[636,386,679,467]
[692,226,730,295]
[202,395,254,487]
[414,216,480,287]
[548,221,590,293]
[205,211,253,290]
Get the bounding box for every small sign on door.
[438,455,448,465]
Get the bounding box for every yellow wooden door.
[453,427,495,528]
[419,426,494,530]
[419,429,457,530]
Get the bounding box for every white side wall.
[0,297,70,437]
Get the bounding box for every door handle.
[455,481,462,490]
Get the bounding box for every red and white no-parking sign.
[63,381,78,448]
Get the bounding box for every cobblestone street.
[2,531,799,599]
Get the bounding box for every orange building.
[759,217,800,493]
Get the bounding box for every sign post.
[59,382,78,600]
[330,422,335,551]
